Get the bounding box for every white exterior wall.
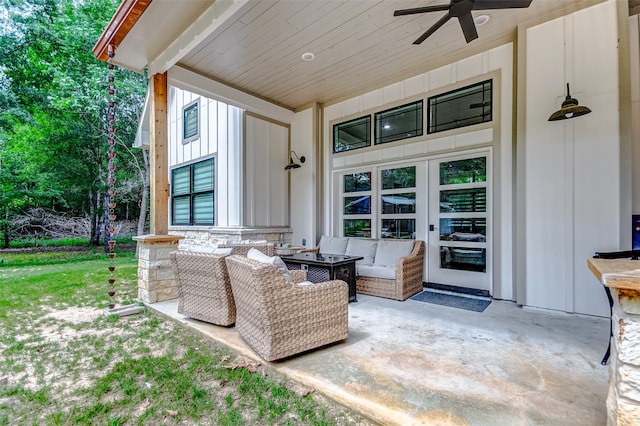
[168,86,243,227]
[522,0,621,316]
[323,44,514,301]
[290,107,317,247]
[244,114,289,227]
[631,15,640,217]
[167,70,294,231]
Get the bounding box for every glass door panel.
[428,153,490,292]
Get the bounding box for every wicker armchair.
[217,242,275,257]
[170,251,236,326]
[224,255,349,361]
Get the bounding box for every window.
[375,100,423,145]
[171,158,214,225]
[333,116,371,153]
[380,166,416,239]
[427,79,492,134]
[342,172,371,237]
[183,100,200,142]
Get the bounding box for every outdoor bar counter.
[588,258,640,425]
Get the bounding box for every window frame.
[427,79,492,134]
[379,165,417,240]
[182,99,200,143]
[341,171,373,238]
[171,157,215,226]
[333,115,371,154]
[374,100,423,146]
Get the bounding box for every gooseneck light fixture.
[284,150,305,170]
[548,83,592,121]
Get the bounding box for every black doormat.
[410,290,491,312]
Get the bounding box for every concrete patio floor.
[148,293,609,426]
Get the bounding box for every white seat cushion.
[345,238,378,266]
[373,240,415,267]
[357,264,396,280]
[318,236,349,255]
[247,248,292,282]
[188,246,232,255]
[295,281,314,286]
[212,247,233,255]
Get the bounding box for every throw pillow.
[374,240,415,267]
[318,236,349,255]
[247,248,292,282]
[345,238,378,266]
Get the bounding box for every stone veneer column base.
[608,288,640,426]
[133,234,184,304]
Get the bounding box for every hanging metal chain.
[106,44,117,310]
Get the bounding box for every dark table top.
[281,252,363,266]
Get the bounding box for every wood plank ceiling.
[136,0,609,111]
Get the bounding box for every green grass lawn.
[0,250,368,425]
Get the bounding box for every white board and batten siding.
[244,114,290,228]
[168,87,289,228]
[322,43,515,302]
[523,1,620,317]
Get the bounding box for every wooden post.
[150,72,169,235]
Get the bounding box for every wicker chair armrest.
[395,240,425,283]
[283,280,348,313]
[291,279,347,293]
[289,270,307,283]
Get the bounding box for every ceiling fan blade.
[413,12,452,44]
[472,0,532,10]
[394,4,450,16]
[458,11,478,43]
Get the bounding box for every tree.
[0,0,148,247]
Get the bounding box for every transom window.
[333,116,371,153]
[183,100,200,142]
[171,158,214,225]
[427,79,492,134]
[375,100,423,145]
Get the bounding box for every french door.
[427,153,491,293]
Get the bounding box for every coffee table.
[280,252,362,302]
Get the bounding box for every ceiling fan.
[394,0,533,45]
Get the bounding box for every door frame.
[426,149,493,294]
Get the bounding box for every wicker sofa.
[224,255,348,361]
[306,236,425,301]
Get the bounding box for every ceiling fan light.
[474,14,489,26]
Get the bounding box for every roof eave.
[93,0,152,62]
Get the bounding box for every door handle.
[429,224,436,231]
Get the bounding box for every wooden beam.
[150,72,169,235]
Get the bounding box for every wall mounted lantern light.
[284,150,305,170]
[548,83,592,121]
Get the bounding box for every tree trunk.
[137,148,150,236]
[2,224,9,249]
